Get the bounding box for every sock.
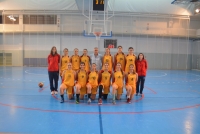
[127,95,130,99]
[61,95,64,100]
[76,94,80,101]
[99,85,103,99]
[103,94,108,100]
[88,93,91,99]
[113,94,115,100]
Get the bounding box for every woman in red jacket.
[136,53,148,96]
[48,46,60,95]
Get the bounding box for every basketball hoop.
[93,32,102,40]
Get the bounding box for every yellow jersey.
[127,73,137,86]
[113,71,124,87]
[80,55,90,72]
[102,55,112,72]
[77,70,87,87]
[125,54,136,73]
[71,55,80,70]
[63,70,75,87]
[88,71,98,87]
[60,56,70,72]
[99,70,111,87]
[115,53,125,71]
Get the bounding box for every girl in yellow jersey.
[112,62,125,104]
[125,64,138,103]
[98,63,112,105]
[125,47,137,73]
[114,46,126,71]
[80,49,91,72]
[102,48,113,72]
[86,63,99,104]
[75,62,88,104]
[71,48,80,72]
[60,48,70,77]
[59,62,76,103]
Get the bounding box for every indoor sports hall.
[0,0,200,134]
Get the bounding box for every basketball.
[38,82,44,88]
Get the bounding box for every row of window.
[0,15,57,24]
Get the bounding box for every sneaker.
[87,98,91,104]
[98,98,102,105]
[60,99,64,103]
[51,91,54,95]
[136,93,138,96]
[54,91,58,95]
[127,98,131,104]
[76,100,79,104]
[112,100,116,105]
[140,93,143,97]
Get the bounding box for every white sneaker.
[55,91,58,95]
[51,91,54,95]
[87,98,91,104]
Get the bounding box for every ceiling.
[0,0,199,17]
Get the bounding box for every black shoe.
[60,99,64,103]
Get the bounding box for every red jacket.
[48,54,60,71]
[136,59,148,76]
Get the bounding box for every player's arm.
[101,56,104,67]
[109,71,112,85]
[61,70,66,82]
[125,73,128,85]
[112,72,115,84]
[113,54,117,70]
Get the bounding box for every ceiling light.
[195,9,199,13]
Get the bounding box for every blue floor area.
[0,67,200,134]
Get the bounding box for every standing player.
[75,62,88,104]
[114,46,126,71]
[71,48,80,72]
[102,48,113,72]
[125,47,137,73]
[60,48,70,78]
[86,63,99,104]
[136,53,148,96]
[80,49,91,72]
[60,62,76,103]
[47,46,60,95]
[112,62,125,105]
[125,64,138,103]
[98,63,112,105]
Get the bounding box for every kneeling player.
[75,62,88,104]
[98,63,112,105]
[125,64,138,103]
[112,62,125,105]
[60,62,76,103]
[86,63,99,104]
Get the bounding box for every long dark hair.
[138,53,145,60]
[50,46,58,56]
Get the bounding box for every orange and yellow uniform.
[115,53,125,71]
[60,56,70,75]
[102,55,113,72]
[71,55,80,71]
[99,70,111,94]
[125,54,136,73]
[77,70,87,95]
[126,73,137,94]
[88,71,99,94]
[63,70,75,94]
[113,71,124,94]
[80,55,90,72]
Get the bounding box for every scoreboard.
[104,39,117,48]
[93,0,104,11]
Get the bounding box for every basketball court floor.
[0,67,200,134]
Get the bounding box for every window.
[3,15,19,24]
[23,15,57,24]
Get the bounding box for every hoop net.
[93,32,102,40]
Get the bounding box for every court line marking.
[25,70,48,76]
[0,101,199,114]
[98,106,103,134]
[147,72,167,78]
